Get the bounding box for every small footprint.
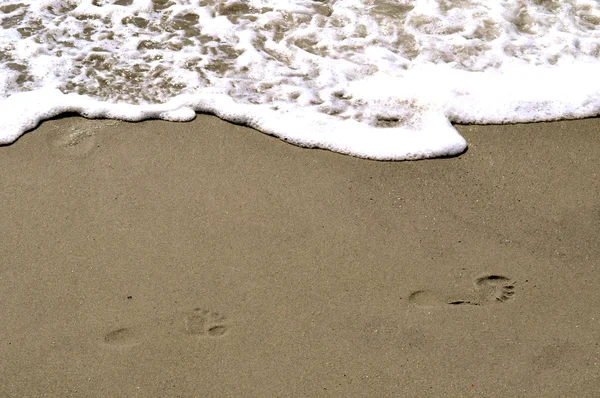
[46,118,117,158]
[47,126,96,157]
[408,274,516,307]
[184,308,229,337]
[103,327,141,347]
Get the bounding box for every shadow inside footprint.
[409,274,516,307]
[207,325,228,337]
[184,308,229,338]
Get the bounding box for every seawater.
[1,0,599,159]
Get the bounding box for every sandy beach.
[1,115,599,396]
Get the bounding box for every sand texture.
[0,115,599,396]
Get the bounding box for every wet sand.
[1,115,599,396]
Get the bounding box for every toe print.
[184,308,229,337]
[475,275,516,303]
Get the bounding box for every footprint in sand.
[184,308,229,337]
[103,327,142,348]
[102,308,230,348]
[46,118,117,158]
[408,274,516,307]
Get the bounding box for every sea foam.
[1,0,599,159]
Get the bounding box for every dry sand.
[0,115,599,396]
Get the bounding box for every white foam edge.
[4,61,600,160]
[440,63,600,124]
[0,88,466,160]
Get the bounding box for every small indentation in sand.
[407,289,442,307]
[103,327,140,347]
